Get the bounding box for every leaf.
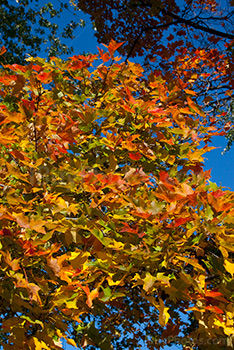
[158,298,170,327]
[205,305,224,314]
[177,256,205,272]
[12,74,26,95]
[184,89,197,96]
[103,39,124,57]
[0,46,6,55]
[97,47,110,63]
[208,193,233,213]
[13,213,30,229]
[101,286,112,302]
[6,163,30,184]
[156,273,171,286]
[2,251,20,271]
[29,337,51,350]
[66,338,77,347]
[187,97,205,117]
[224,260,234,277]
[143,272,157,292]
[20,316,43,329]
[87,288,99,307]
[129,152,142,160]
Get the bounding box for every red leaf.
[129,152,142,160]
[121,104,135,113]
[174,217,191,227]
[148,107,167,114]
[0,228,12,236]
[22,99,35,111]
[159,171,176,189]
[38,71,52,83]
[205,291,222,298]
[6,64,26,73]
[120,223,138,234]
[211,190,225,198]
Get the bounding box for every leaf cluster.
[0,42,234,349]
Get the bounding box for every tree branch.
[134,1,234,40]
[162,9,234,40]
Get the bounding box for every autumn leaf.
[103,39,124,57]
[66,338,77,347]
[129,152,142,160]
[29,337,50,350]
[0,46,6,56]
[158,298,170,327]
[143,273,157,292]
[224,260,234,277]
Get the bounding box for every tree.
[0,0,83,64]
[0,41,234,350]
[76,0,234,61]
[76,0,234,149]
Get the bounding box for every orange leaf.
[0,46,6,56]
[173,217,191,227]
[97,47,110,62]
[205,305,224,314]
[86,289,99,308]
[103,39,124,57]
[187,97,205,117]
[2,251,20,271]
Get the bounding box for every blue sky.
[26,1,234,349]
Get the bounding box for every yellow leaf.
[220,246,229,259]
[6,162,30,184]
[69,251,90,269]
[29,158,44,168]
[224,260,234,277]
[177,256,205,272]
[158,298,170,327]
[29,218,46,234]
[156,273,171,286]
[31,337,51,350]
[68,203,78,215]
[197,274,206,290]
[0,133,18,145]
[13,212,30,229]
[143,272,157,292]
[52,197,68,214]
[66,338,77,347]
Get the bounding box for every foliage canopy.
[0,41,234,350]
[0,0,82,64]
[76,0,234,149]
